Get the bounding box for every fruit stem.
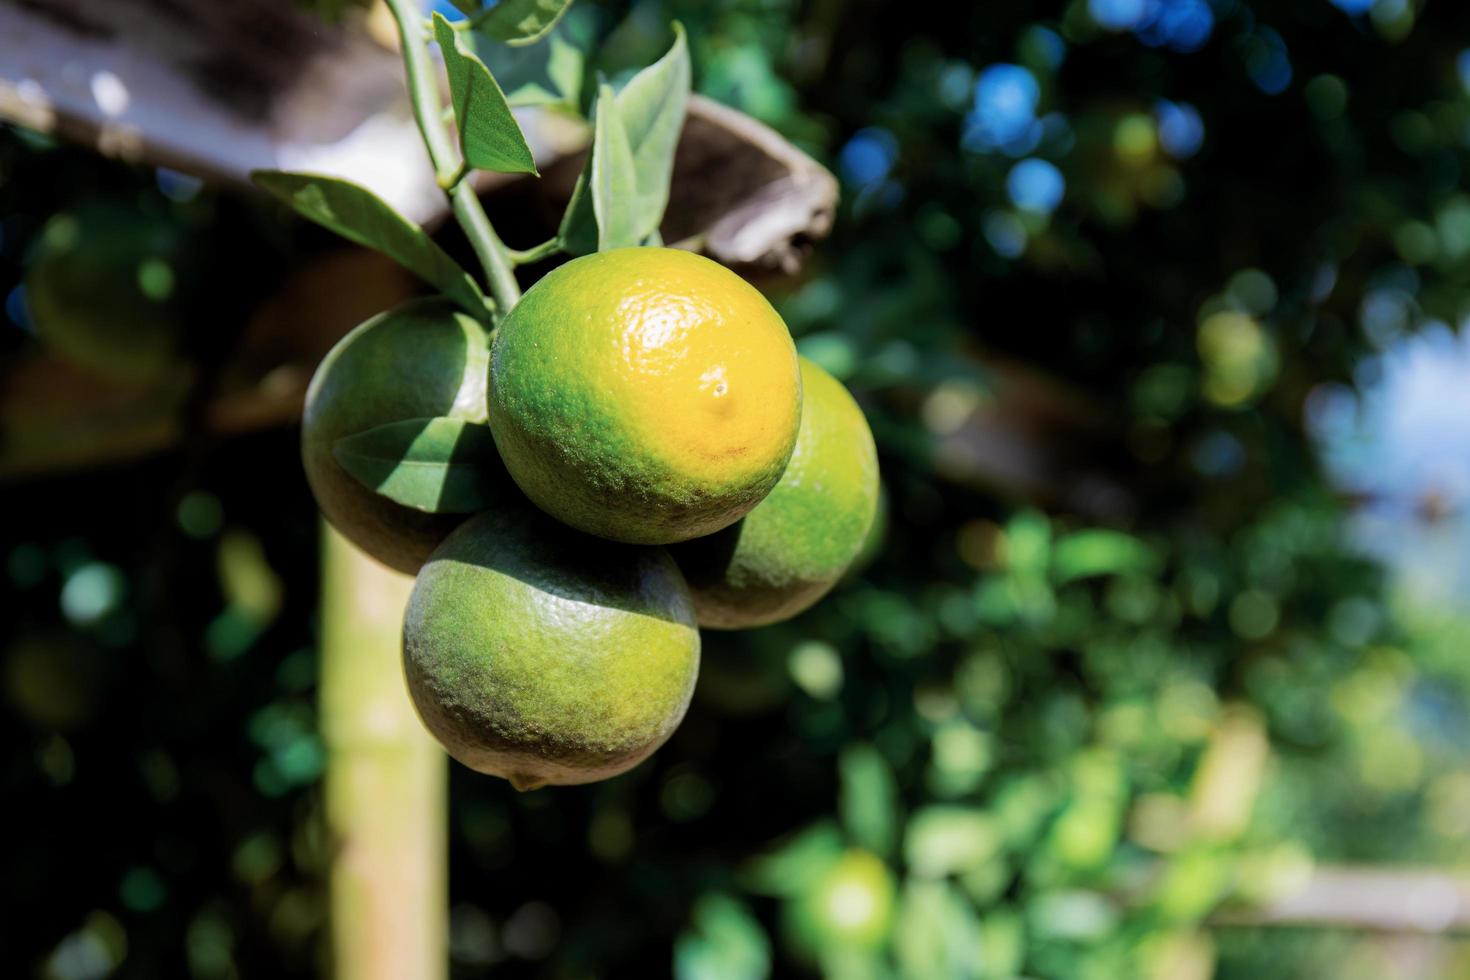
[385,0,523,316]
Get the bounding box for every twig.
[383,0,520,313]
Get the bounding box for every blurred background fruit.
[25,201,198,385]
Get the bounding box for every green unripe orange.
[842,481,889,583]
[403,504,701,790]
[26,201,194,384]
[673,357,880,628]
[301,298,496,573]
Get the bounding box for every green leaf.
[839,744,899,857]
[462,17,586,110]
[557,159,598,255]
[616,22,690,236]
[433,13,539,176]
[250,170,489,317]
[590,84,639,250]
[473,0,575,46]
[558,25,691,254]
[332,417,505,514]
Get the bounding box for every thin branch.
[451,182,521,309]
[383,0,521,315]
[437,160,470,191]
[508,238,562,265]
[383,0,456,181]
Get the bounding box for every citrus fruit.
[673,357,879,628]
[302,298,499,574]
[25,201,194,384]
[487,247,802,545]
[841,480,888,583]
[403,504,700,790]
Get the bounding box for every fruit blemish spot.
[700,365,729,399]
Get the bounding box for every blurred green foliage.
[7,0,1470,978]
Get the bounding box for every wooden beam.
[1215,867,1470,934]
[0,1,835,267]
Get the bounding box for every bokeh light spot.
[1305,74,1349,120]
[1021,26,1067,71]
[1226,268,1278,315]
[1229,590,1280,640]
[1197,311,1278,406]
[796,332,857,380]
[661,769,715,821]
[789,641,844,699]
[937,62,976,110]
[136,258,175,301]
[6,284,32,332]
[45,912,126,980]
[1244,29,1293,95]
[1155,100,1204,158]
[1006,158,1066,213]
[838,127,898,188]
[119,866,167,912]
[923,379,985,434]
[983,211,1028,258]
[1192,430,1246,477]
[502,901,560,960]
[90,70,130,118]
[177,490,224,539]
[588,806,634,861]
[1090,0,1148,31]
[60,562,125,626]
[1114,114,1157,163]
[964,64,1041,154]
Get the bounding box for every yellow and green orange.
[674,357,879,628]
[488,247,802,545]
[403,503,700,790]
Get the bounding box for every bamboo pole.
[319,522,446,980]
